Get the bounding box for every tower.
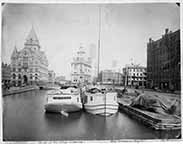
[24,26,40,51]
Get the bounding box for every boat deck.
[118,97,181,130]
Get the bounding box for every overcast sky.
[2,3,180,79]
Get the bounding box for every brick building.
[147,29,180,90]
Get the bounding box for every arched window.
[13,74,16,79]
[18,74,21,79]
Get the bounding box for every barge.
[118,98,181,130]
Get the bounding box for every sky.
[2,3,180,79]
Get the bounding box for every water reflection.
[3,90,181,141]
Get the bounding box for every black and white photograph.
[1,1,182,142]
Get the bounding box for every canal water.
[3,90,180,141]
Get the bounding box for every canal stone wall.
[2,85,40,96]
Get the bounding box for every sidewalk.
[2,85,39,96]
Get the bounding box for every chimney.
[149,38,152,43]
[165,28,169,34]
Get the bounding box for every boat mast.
[98,6,106,116]
[97,6,101,82]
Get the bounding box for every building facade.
[123,65,147,87]
[71,46,92,84]
[2,62,11,88]
[48,70,56,84]
[55,76,69,85]
[98,70,123,85]
[10,27,49,86]
[147,29,180,90]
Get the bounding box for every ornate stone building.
[71,46,92,84]
[10,27,48,86]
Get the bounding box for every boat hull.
[84,90,119,116]
[45,103,82,113]
[84,103,119,116]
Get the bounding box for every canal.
[3,90,180,141]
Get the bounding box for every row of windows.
[149,45,179,56]
[12,68,39,72]
[128,78,145,81]
[12,73,38,79]
[129,73,144,76]
[14,60,42,67]
[128,68,145,72]
[73,67,91,73]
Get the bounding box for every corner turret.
[11,45,18,59]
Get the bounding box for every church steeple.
[24,26,40,47]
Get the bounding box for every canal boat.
[83,86,119,116]
[44,86,82,115]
